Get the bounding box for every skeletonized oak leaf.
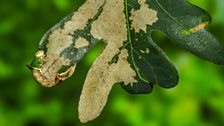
[28,0,224,123]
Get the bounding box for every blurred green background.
[1,0,224,126]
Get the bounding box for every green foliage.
[1,0,224,126]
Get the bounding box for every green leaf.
[29,0,224,123]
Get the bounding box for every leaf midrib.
[124,0,150,83]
